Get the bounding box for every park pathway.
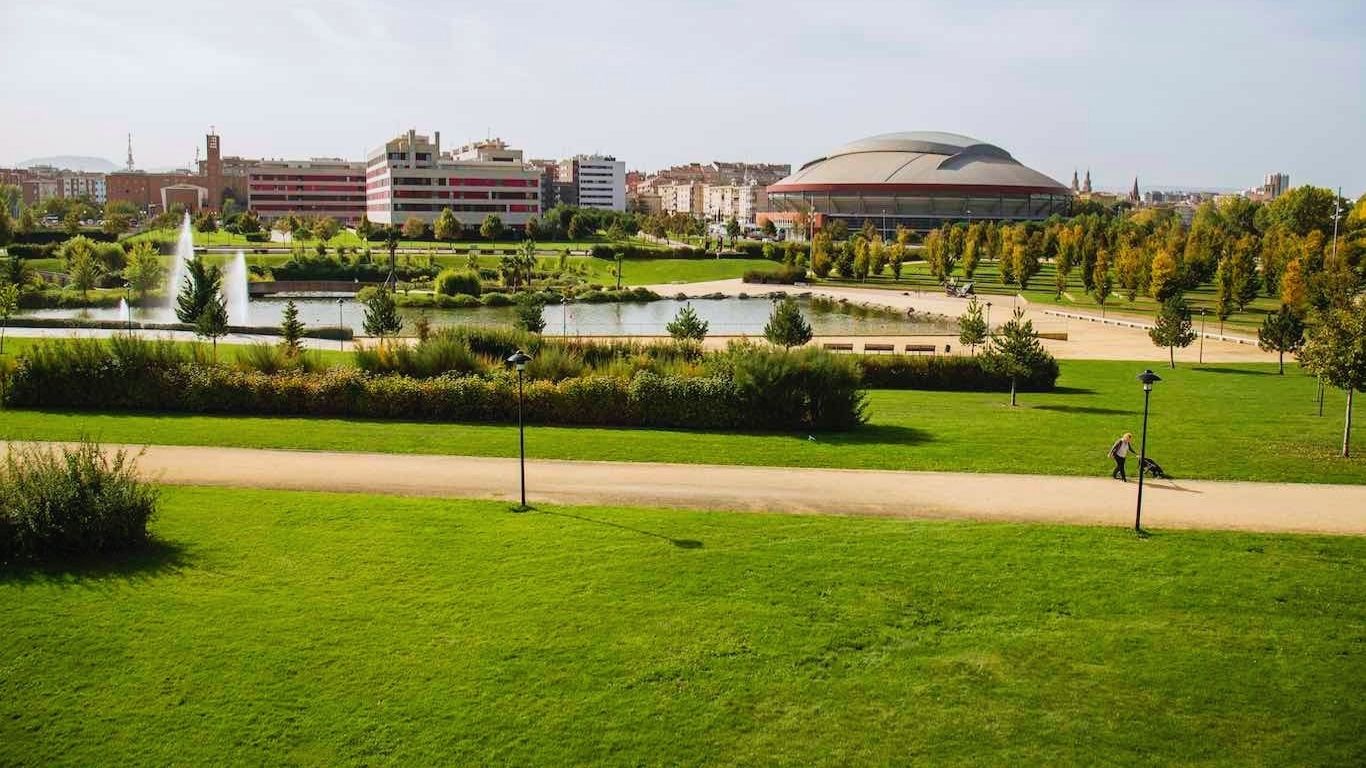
[18,443,1365,535]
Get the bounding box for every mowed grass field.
[1,359,1360,483]
[3,487,1362,765]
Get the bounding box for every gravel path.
[18,443,1363,535]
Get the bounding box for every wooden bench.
[1038,332,1069,341]
[822,342,854,352]
[863,343,894,354]
[904,344,937,354]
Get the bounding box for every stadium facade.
[766,131,1071,236]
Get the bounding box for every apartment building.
[60,171,107,204]
[247,159,367,223]
[702,182,767,224]
[560,154,625,211]
[365,130,541,228]
[656,181,704,216]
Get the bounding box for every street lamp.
[337,298,345,351]
[122,281,132,335]
[1198,308,1206,364]
[507,349,534,509]
[1134,369,1162,533]
[985,301,993,332]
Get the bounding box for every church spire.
[1071,169,1079,193]
[1082,168,1092,194]
[1130,176,1140,202]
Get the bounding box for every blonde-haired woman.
[1109,432,1134,482]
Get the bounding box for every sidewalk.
[15,443,1362,535]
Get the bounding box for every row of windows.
[389,190,538,200]
[250,184,364,193]
[250,174,365,183]
[250,194,368,202]
[391,203,539,213]
[254,203,364,212]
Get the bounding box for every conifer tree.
[1149,295,1197,369]
[1257,304,1304,374]
[279,300,305,356]
[764,297,812,348]
[666,302,709,342]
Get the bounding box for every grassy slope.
[1,360,1360,483]
[3,487,1362,766]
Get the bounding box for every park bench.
[822,342,854,352]
[863,343,894,354]
[904,344,937,354]
[1038,332,1069,341]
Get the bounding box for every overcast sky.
[2,0,1363,193]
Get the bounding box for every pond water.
[19,296,955,337]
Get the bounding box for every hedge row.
[857,354,1059,392]
[743,266,806,285]
[2,339,864,430]
[2,317,352,340]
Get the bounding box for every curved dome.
[770,131,1067,194]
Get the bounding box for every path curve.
[15,443,1363,535]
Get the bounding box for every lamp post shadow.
[540,508,703,549]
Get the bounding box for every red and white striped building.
[246,159,367,224]
[365,130,540,229]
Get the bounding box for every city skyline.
[2,0,1363,193]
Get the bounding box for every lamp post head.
[507,349,532,371]
[1137,368,1161,392]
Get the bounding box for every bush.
[743,266,806,285]
[856,354,1059,392]
[5,243,60,260]
[1,441,158,564]
[434,268,482,297]
[481,292,513,307]
[355,334,488,378]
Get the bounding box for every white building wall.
[572,155,625,211]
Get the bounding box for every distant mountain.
[17,155,119,173]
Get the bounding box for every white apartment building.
[561,154,625,211]
[702,182,767,224]
[365,130,541,228]
[656,182,704,216]
[60,172,106,204]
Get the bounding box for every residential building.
[60,171,106,203]
[656,181,704,216]
[247,158,367,223]
[1262,172,1290,200]
[365,130,541,229]
[703,182,767,224]
[562,154,625,211]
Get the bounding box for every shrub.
[434,268,482,297]
[726,343,866,430]
[857,354,1059,392]
[743,266,806,285]
[524,345,587,381]
[1,441,158,564]
[481,292,514,307]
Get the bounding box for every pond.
[18,296,956,337]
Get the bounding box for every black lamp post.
[985,301,992,332]
[1134,369,1162,532]
[1198,308,1206,364]
[123,281,132,335]
[507,349,533,508]
[337,298,345,351]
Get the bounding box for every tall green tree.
[666,302,709,342]
[725,216,741,246]
[1091,249,1114,312]
[355,213,372,241]
[958,298,988,353]
[279,300,305,356]
[980,307,1050,406]
[361,286,403,340]
[1149,295,1197,369]
[401,216,427,240]
[480,213,505,242]
[1298,302,1366,457]
[195,294,230,358]
[1229,234,1261,310]
[63,236,101,297]
[123,242,165,301]
[175,259,223,325]
[1257,305,1305,374]
[434,208,460,242]
[764,297,812,348]
[514,298,546,333]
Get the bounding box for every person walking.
[1109,432,1134,482]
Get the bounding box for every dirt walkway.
[19,443,1364,535]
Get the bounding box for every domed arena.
[766,131,1072,236]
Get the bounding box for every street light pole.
[985,301,992,333]
[1199,308,1206,364]
[337,298,345,351]
[507,349,533,509]
[1134,369,1161,533]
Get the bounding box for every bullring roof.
[771,131,1068,193]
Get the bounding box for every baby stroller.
[1140,457,1169,479]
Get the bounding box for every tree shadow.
[0,538,191,585]
[1195,367,1277,376]
[1033,404,1135,416]
[539,509,703,549]
[1051,386,1098,395]
[807,424,934,447]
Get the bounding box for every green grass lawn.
[1,360,1360,483]
[2,486,1361,765]
[827,259,1280,336]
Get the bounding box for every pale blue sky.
[2,0,1363,193]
